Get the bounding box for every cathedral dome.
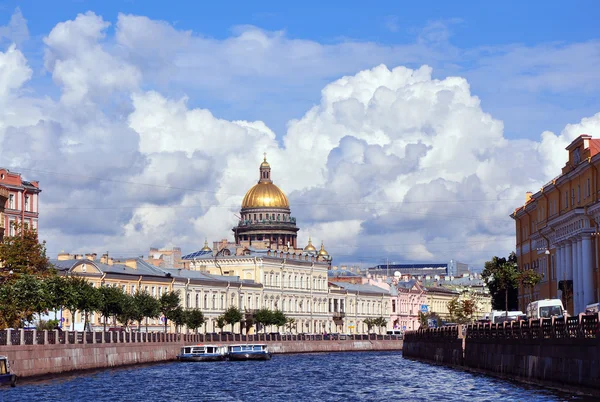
[241,156,289,209]
[304,237,317,253]
[318,241,329,257]
[242,182,289,208]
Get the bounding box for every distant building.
[368,263,448,277]
[147,247,183,268]
[0,168,41,235]
[448,260,469,277]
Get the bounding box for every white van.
[490,310,524,324]
[526,299,564,320]
[386,330,403,338]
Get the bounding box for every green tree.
[271,310,287,332]
[374,317,388,334]
[223,306,243,333]
[73,278,102,331]
[133,291,160,332]
[482,253,519,314]
[447,297,463,323]
[253,308,273,333]
[12,274,51,326]
[363,317,376,334]
[185,309,205,334]
[518,268,543,303]
[99,285,126,331]
[216,315,227,332]
[159,291,181,333]
[169,307,186,334]
[285,317,296,334]
[0,222,52,281]
[116,293,138,330]
[45,275,71,321]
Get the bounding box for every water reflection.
[0,352,589,401]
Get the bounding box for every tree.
[73,278,102,331]
[99,286,126,331]
[374,317,388,334]
[133,291,160,332]
[11,274,51,326]
[253,308,273,333]
[45,275,71,321]
[285,317,296,334]
[216,315,227,333]
[363,317,376,334]
[447,295,479,324]
[185,309,205,334]
[0,222,52,282]
[271,310,287,332]
[518,269,543,303]
[116,293,138,331]
[169,307,186,334]
[223,306,243,333]
[482,253,519,314]
[159,291,180,333]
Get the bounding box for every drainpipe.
[21,188,27,236]
[137,275,142,293]
[588,158,600,303]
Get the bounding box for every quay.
[403,313,600,396]
[0,329,402,378]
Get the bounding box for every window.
[204,294,208,309]
[8,194,14,209]
[572,189,575,206]
[578,185,581,204]
[565,191,568,208]
[196,293,199,308]
[24,195,29,211]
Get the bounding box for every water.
[0,352,589,401]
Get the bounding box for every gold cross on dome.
[263,152,267,162]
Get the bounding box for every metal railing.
[0,329,401,346]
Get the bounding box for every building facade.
[0,168,41,234]
[512,134,600,314]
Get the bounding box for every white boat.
[176,345,227,362]
[226,344,272,361]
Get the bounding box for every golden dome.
[242,182,289,208]
[201,239,212,252]
[242,156,289,209]
[318,241,329,257]
[304,237,317,253]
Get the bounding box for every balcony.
[333,312,345,319]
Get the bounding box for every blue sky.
[3,1,600,140]
[1,1,599,265]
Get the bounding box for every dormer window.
[574,148,581,164]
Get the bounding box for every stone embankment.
[403,313,600,396]
[0,330,402,378]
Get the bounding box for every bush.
[37,319,59,331]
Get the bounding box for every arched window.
[231,293,236,307]
[186,293,190,308]
[204,294,208,309]
[195,293,199,308]
[220,295,224,309]
[212,295,216,309]
[294,275,298,288]
[270,274,273,286]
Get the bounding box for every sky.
[0,1,599,268]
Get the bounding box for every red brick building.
[0,168,41,236]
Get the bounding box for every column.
[556,244,563,301]
[567,240,575,313]
[582,234,594,307]
[573,238,581,314]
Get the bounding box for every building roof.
[328,269,360,278]
[329,281,389,295]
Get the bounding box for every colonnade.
[555,234,596,314]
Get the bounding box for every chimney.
[125,258,137,269]
[525,191,533,203]
[57,252,72,261]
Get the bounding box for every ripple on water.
[0,351,587,402]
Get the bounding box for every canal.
[0,352,589,401]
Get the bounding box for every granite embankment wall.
[0,330,402,378]
[403,313,600,395]
[401,326,463,366]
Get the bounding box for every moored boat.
[226,344,272,361]
[176,345,227,362]
[0,356,17,387]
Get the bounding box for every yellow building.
[511,134,600,315]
